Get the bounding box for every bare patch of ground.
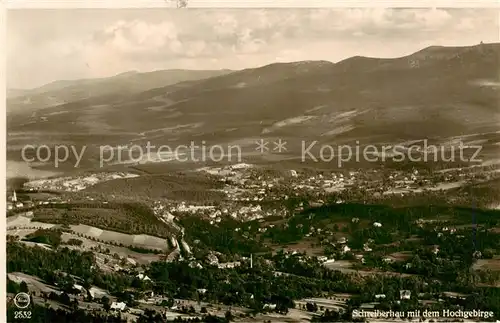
[70,224,169,251]
[473,258,500,271]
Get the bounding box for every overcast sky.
[7,8,499,89]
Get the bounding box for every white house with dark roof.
[110,301,127,311]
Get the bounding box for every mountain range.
[7,43,500,171]
[7,69,233,112]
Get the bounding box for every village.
[5,162,500,322]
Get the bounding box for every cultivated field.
[8,272,59,294]
[32,203,177,239]
[69,224,169,251]
[60,233,164,264]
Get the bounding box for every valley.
[6,40,500,322]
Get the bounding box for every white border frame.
[3,0,500,8]
[0,2,499,323]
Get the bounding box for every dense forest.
[23,228,64,247]
[6,188,500,322]
[7,239,500,320]
[32,201,177,239]
[179,217,267,255]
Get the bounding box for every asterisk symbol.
[273,139,287,152]
[255,139,269,153]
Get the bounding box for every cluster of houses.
[153,165,461,226]
[7,191,31,210]
[22,172,139,192]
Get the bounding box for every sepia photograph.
[4,4,500,322]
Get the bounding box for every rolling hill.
[7,69,233,113]
[7,43,500,171]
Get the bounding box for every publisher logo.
[14,292,30,309]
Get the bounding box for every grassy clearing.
[69,224,169,251]
[32,202,176,239]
